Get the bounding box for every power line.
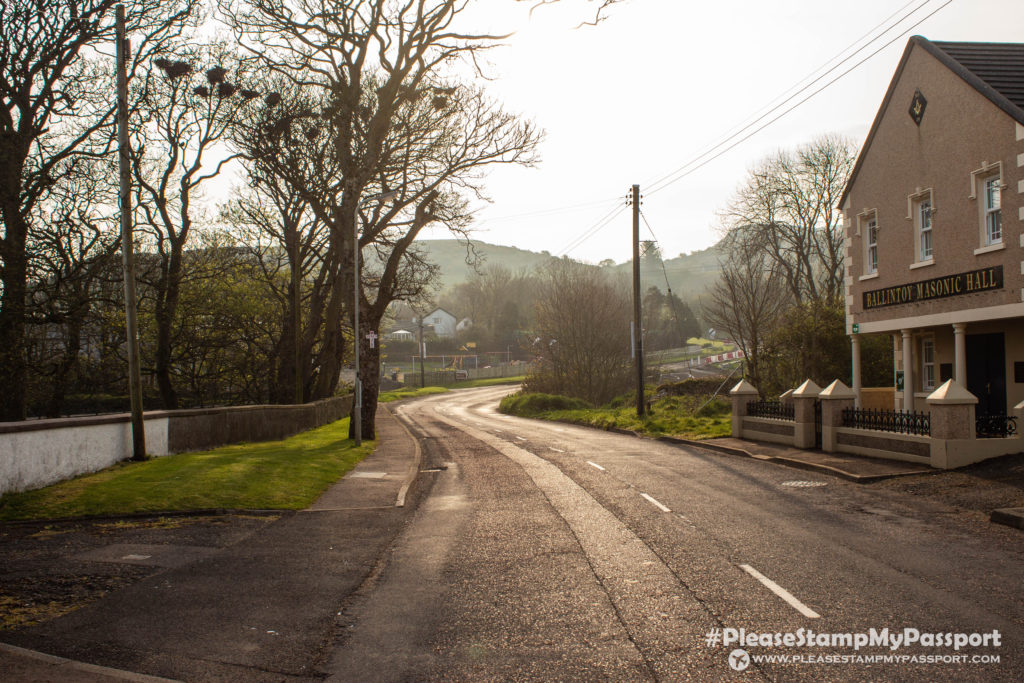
[644,0,924,193]
[645,0,952,197]
[556,203,627,257]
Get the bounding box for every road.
[328,386,1024,681]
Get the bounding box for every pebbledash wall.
[0,395,353,496]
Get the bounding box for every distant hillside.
[417,239,724,306]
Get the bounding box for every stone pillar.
[927,380,976,440]
[819,380,856,453]
[729,379,759,439]
[902,329,915,412]
[851,334,862,408]
[792,379,822,449]
[953,323,967,383]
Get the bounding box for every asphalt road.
[330,386,1024,682]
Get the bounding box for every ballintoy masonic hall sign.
[862,266,1003,310]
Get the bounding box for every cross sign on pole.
[367,331,378,349]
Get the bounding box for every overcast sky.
[422,0,1024,264]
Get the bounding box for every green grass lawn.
[379,375,525,403]
[499,392,731,441]
[0,418,374,521]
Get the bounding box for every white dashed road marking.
[549,447,565,453]
[641,493,671,513]
[587,461,606,471]
[740,564,821,619]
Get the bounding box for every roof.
[840,36,1024,207]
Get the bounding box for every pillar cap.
[792,379,823,398]
[926,379,978,405]
[729,379,759,396]
[819,379,855,399]
[779,389,794,402]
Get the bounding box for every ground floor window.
[921,337,935,391]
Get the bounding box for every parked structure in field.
[841,36,1024,438]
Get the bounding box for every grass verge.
[379,375,526,403]
[0,418,373,521]
[499,391,731,441]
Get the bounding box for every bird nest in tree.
[154,58,191,79]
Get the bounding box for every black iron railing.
[747,400,794,421]
[842,407,931,436]
[976,414,1017,439]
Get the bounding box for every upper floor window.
[866,216,879,274]
[984,174,1002,245]
[916,197,933,261]
[971,163,1005,253]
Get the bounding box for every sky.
[417,0,1024,264]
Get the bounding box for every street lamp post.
[353,190,398,446]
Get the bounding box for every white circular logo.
[729,648,750,672]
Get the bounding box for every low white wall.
[0,396,351,496]
[0,415,170,495]
[932,436,1023,469]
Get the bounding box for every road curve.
[328,386,1024,682]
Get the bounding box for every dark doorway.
[966,333,1006,416]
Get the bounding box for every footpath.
[0,405,421,682]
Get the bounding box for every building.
[842,36,1024,431]
[417,308,458,339]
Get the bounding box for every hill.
[416,239,724,305]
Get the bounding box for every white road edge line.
[740,564,821,619]
[641,493,671,513]
[587,460,605,471]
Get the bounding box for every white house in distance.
[417,308,458,339]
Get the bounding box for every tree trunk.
[0,205,29,421]
[154,248,184,409]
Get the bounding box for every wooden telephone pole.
[117,5,146,460]
[631,184,645,417]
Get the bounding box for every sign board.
[896,371,905,391]
[863,266,1003,310]
[852,323,859,334]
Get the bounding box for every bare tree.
[131,44,261,408]
[222,0,512,416]
[702,243,789,394]
[520,0,629,26]
[0,0,199,420]
[719,134,855,304]
[26,160,120,416]
[526,258,632,405]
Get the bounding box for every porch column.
[902,329,915,412]
[953,323,967,383]
[850,334,862,408]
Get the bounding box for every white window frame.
[984,174,1002,245]
[907,189,934,266]
[917,197,933,261]
[921,337,935,392]
[970,162,1006,254]
[865,215,878,274]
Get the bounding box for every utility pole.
[631,184,645,417]
[117,5,146,460]
[419,315,426,388]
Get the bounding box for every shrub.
[499,392,592,416]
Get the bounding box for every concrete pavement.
[0,405,420,682]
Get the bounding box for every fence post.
[729,380,759,439]
[818,380,855,453]
[926,380,977,469]
[926,380,977,440]
[792,379,822,449]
